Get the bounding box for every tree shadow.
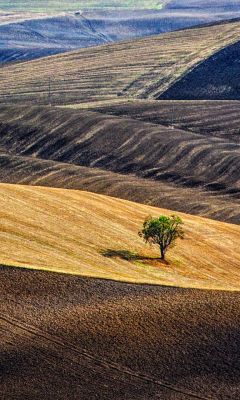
[101,249,169,266]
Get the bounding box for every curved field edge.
[0,183,240,291]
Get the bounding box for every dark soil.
[1,265,240,399]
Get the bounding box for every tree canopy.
[139,215,184,260]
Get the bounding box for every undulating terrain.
[0,183,240,399]
[1,267,240,400]
[1,19,240,103]
[88,99,240,142]
[0,13,240,400]
[2,3,240,65]
[0,105,238,224]
[1,183,239,290]
[2,9,207,64]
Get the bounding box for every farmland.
[0,105,239,224]
[1,9,200,65]
[1,266,240,400]
[87,99,240,142]
[1,19,240,104]
[0,1,165,12]
[0,183,239,290]
[0,15,240,400]
[0,182,240,399]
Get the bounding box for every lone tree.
[139,215,184,261]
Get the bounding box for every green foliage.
[139,215,184,260]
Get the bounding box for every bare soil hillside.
[87,99,240,143]
[1,265,240,399]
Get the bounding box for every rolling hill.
[0,151,239,224]
[0,182,240,398]
[2,9,239,65]
[0,11,210,65]
[1,18,240,104]
[88,99,240,142]
[1,7,240,400]
[1,265,239,400]
[1,266,240,400]
[0,105,239,224]
[159,40,240,100]
[0,183,239,290]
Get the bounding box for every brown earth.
[1,265,240,400]
[86,99,240,143]
[0,152,239,224]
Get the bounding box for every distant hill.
[159,39,240,100]
[1,5,240,64]
[1,0,240,12]
[1,19,240,103]
[166,0,240,12]
[0,20,240,224]
[0,1,165,12]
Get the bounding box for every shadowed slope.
[1,266,240,399]
[86,99,240,143]
[0,105,239,197]
[0,183,239,290]
[1,19,240,103]
[159,40,240,100]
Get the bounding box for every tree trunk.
[160,246,165,260]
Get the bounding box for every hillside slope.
[3,9,237,65]
[0,183,240,290]
[1,266,240,400]
[89,99,240,143]
[0,105,238,195]
[1,19,240,103]
[0,105,239,224]
[0,151,239,224]
[159,40,240,100]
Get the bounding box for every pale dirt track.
[0,183,239,290]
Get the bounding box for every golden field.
[0,183,239,290]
